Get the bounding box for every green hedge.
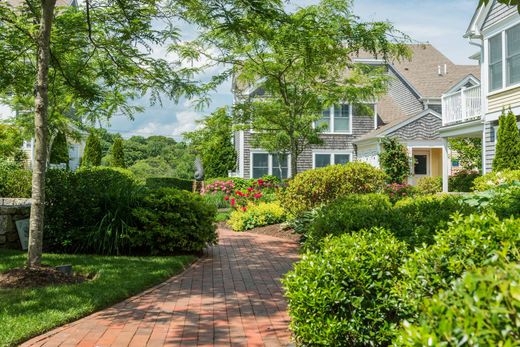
[130,188,217,254]
[0,159,31,198]
[280,162,387,215]
[145,177,194,191]
[396,263,520,346]
[395,213,520,320]
[303,193,473,250]
[284,228,408,346]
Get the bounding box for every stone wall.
[0,198,31,250]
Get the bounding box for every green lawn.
[0,249,195,347]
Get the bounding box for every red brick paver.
[21,229,300,347]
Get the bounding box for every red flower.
[254,193,262,199]
[242,207,247,212]
[247,187,253,192]
[224,196,229,201]
[230,198,235,206]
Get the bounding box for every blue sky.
[106,0,480,140]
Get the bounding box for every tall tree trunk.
[290,145,298,177]
[27,0,57,268]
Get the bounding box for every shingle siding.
[483,1,518,31]
[388,113,441,141]
[484,121,497,173]
[387,66,424,116]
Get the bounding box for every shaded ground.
[0,267,87,289]
[21,228,300,347]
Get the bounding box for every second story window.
[489,34,503,92]
[507,24,520,87]
[317,104,351,134]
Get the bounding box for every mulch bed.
[219,222,301,242]
[0,267,87,289]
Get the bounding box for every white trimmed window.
[313,152,351,168]
[251,152,289,179]
[507,23,520,87]
[489,34,503,92]
[317,104,351,133]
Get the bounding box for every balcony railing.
[441,85,482,126]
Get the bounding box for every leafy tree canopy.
[449,137,482,172]
[0,123,26,162]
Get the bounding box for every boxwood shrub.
[303,194,473,251]
[395,213,520,321]
[283,228,409,346]
[130,188,217,254]
[146,177,193,191]
[280,162,387,215]
[395,263,520,346]
[0,159,31,198]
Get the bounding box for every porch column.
[442,138,449,193]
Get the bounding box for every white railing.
[441,85,482,126]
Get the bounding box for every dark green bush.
[448,170,480,192]
[0,159,31,197]
[130,188,217,254]
[396,263,520,346]
[283,228,409,346]
[44,167,142,255]
[395,213,520,321]
[304,194,392,251]
[303,194,472,251]
[280,162,387,215]
[146,177,193,191]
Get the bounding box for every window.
[414,155,428,175]
[317,104,351,133]
[313,153,351,168]
[507,24,520,86]
[489,34,503,92]
[251,153,289,179]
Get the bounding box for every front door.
[413,150,430,183]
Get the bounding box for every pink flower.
[247,187,253,192]
[230,198,235,206]
[254,193,262,199]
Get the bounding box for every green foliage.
[463,182,520,219]
[473,169,520,191]
[111,136,126,168]
[303,193,471,251]
[449,170,480,192]
[396,213,520,320]
[129,157,176,180]
[228,202,286,231]
[202,191,229,209]
[81,132,102,167]
[379,137,411,184]
[480,0,520,14]
[283,229,409,346]
[304,194,392,251]
[0,159,32,198]
[280,162,387,214]
[186,0,409,174]
[130,188,217,254]
[449,137,482,171]
[145,177,193,191]
[396,263,520,347]
[0,124,25,162]
[493,109,520,171]
[44,167,142,255]
[185,107,236,178]
[416,176,442,195]
[49,131,69,166]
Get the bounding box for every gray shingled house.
[232,44,480,184]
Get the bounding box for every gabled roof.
[354,109,442,144]
[465,0,518,38]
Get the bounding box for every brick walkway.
[21,229,300,347]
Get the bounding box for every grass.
[0,249,195,347]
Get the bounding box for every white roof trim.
[444,74,481,95]
[465,1,497,38]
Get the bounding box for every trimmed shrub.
[448,170,480,192]
[81,131,102,167]
[395,213,520,320]
[473,169,520,191]
[391,194,473,246]
[228,202,286,231]
[304,194,392,251]
[44,167,142,255]
[0,159,32,198]
[283,229,409,346]
[130,188,217,253]
[303,194,472,251]
[146,177,193,191]
[416,176,442,195]
[396,263,520,346]
[280,162,387,214]
[111,136,126,168]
